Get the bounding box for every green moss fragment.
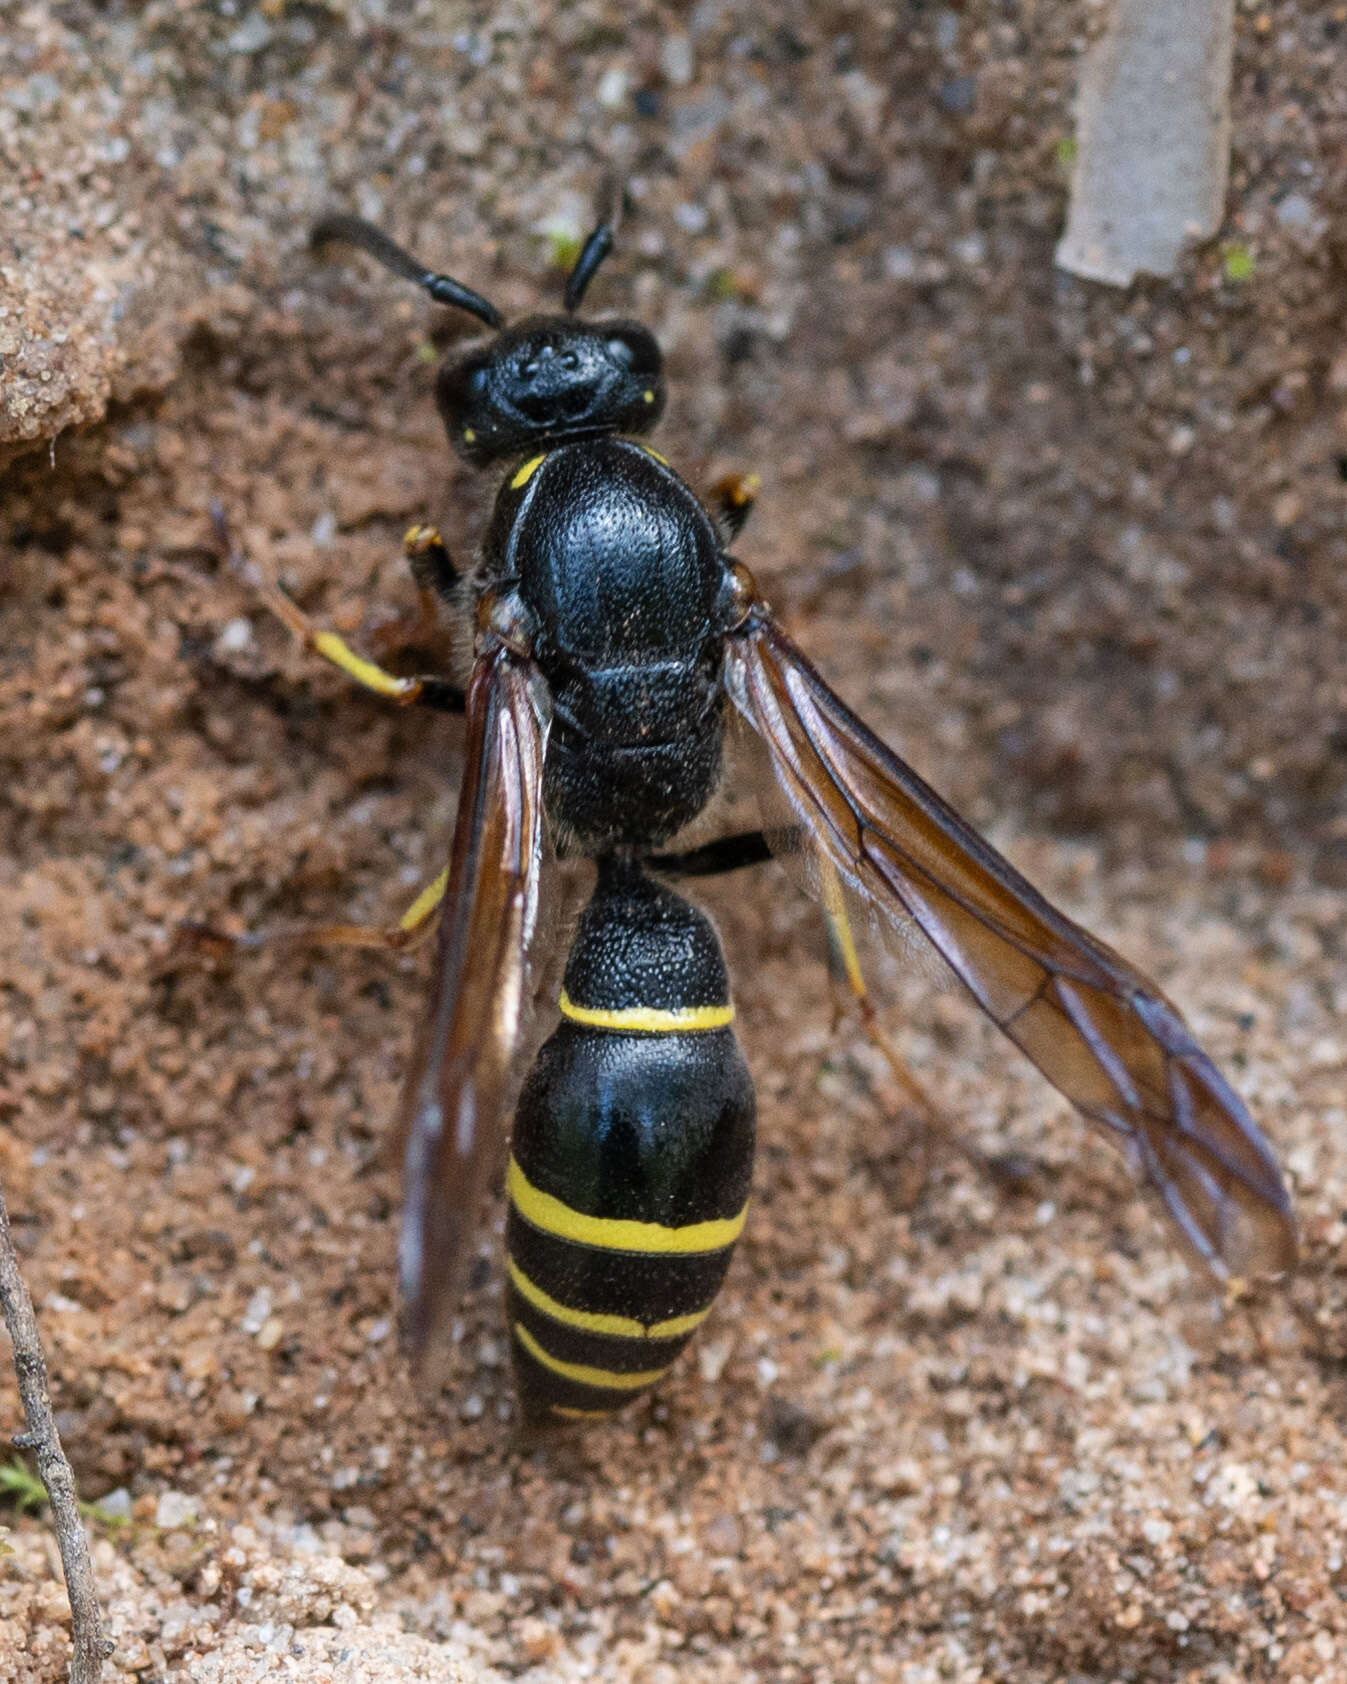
[546,231,583,272]
[1222,242,1255,282]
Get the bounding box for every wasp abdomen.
[505,858,755,1420]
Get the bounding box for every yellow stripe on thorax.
[506,1256,711,1341]
[513,1322,670,1391]
[507,1157,747,1255]
[558,989,733,1033]
[510,453,547,489]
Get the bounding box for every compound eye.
[605,327,661,378]
[436,353,497,451]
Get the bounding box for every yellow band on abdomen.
[513,1321,671,1390]
[506,1256,712,1341]
[507,1157,748,1255]
[558,989,733,1033]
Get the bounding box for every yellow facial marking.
[558,990,732,1033]
[642,389,655,404]
[507,1157,748,1255]
[510,453,547,490]
[514,1322,671,1390]
[463,427,476,444]
[640,444,669,466]
[507,1256,711,1341]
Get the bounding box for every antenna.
[311,213,503,330]
[563,175,623,313]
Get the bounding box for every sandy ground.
[2,3,1346,1681]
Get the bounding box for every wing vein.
[726,610,1295,1278]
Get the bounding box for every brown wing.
[397,646,550,1383]
[724,610,1295,1278]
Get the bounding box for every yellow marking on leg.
[510,453,547,490]
[403,523,437,551]
[214,505,429,705]
[399,526,455,637]
[310,631,422,700]
[640,443,669,465]
[398,867,448,933]
[549,1405,614,1420]
[819,856,866,999]
[819,855,937,1121]
[558,990,733,1033]
[507,1256,711,1341]
[507,1158,747,1255]
[514,1322,671,1390]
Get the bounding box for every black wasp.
[222,193,1295,1423]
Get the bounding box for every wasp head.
[437,317,666,465]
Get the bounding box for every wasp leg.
[650,834,933,1117]
[178,867,449,963]
[819,863,1055,1214]
[706,472,760,543]
[647,829,777,879]
[815,860,975,1205]
[366,524,463,664]
[817,861,954,1209]
[402,523,460,605]
[817,857,941,1129]
[210,505,465,713]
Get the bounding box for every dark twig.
[0,1178,111,1683]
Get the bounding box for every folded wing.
[398,647,551,1383]
[724,610,1295,1277]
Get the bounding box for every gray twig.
[0,1177,111,1684]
